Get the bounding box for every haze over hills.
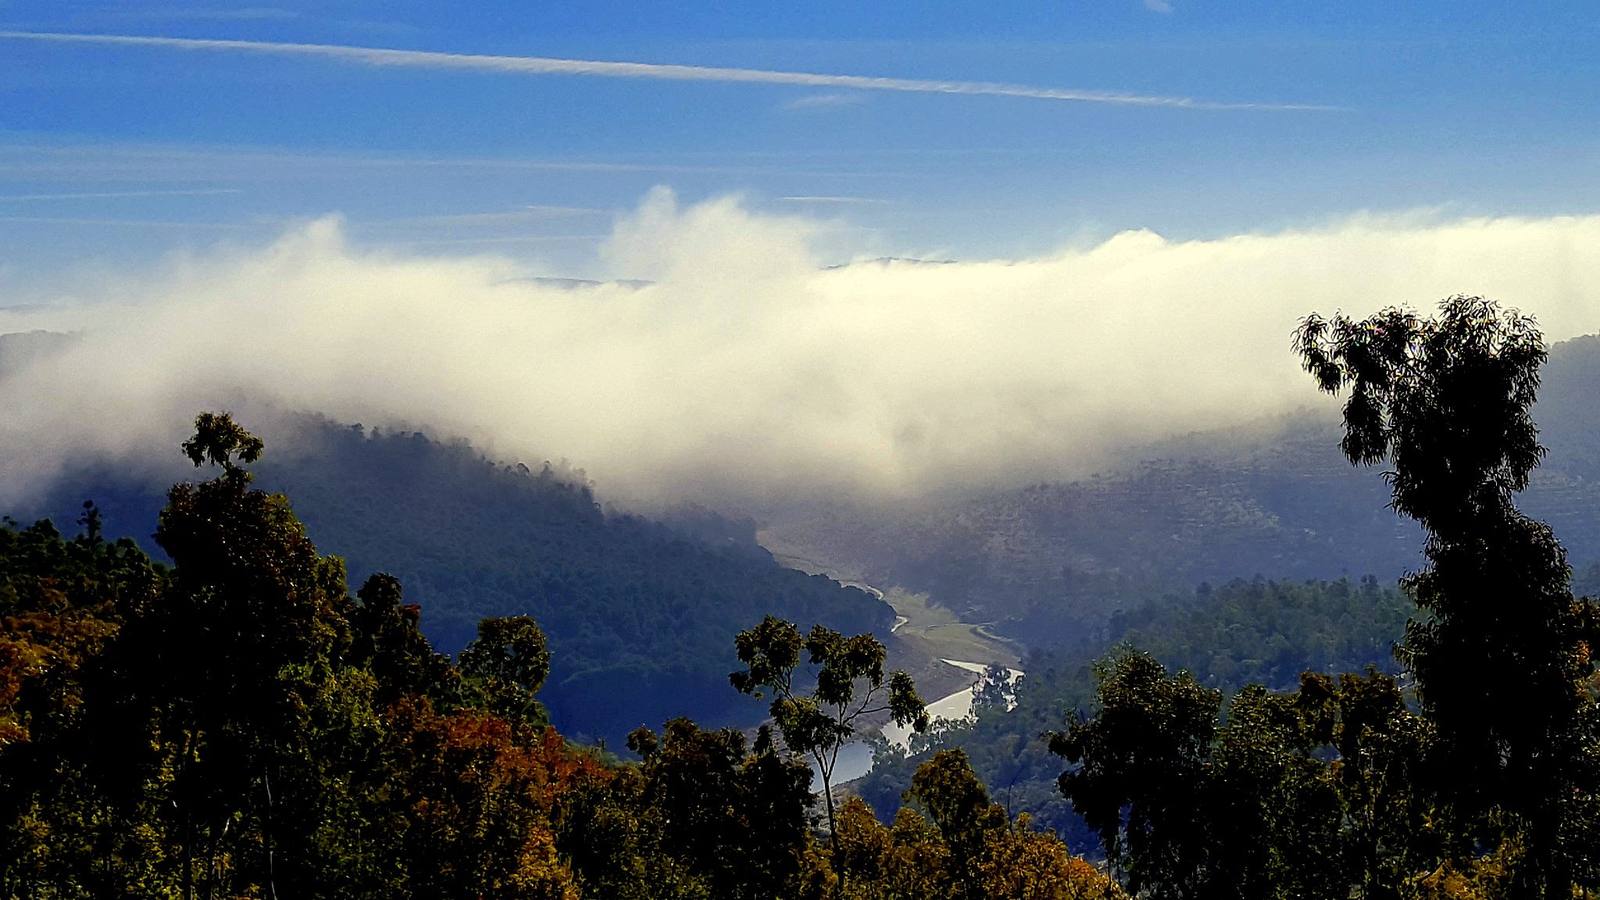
[10,201,1600,516]
[760,331,1600,648]
[8,407,892,746]
[15,5,1600,894]
[8,326,1600,749]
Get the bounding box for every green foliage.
[349,572,456,706]
[834,751,1118,900]
[1003,300,1600,900]
[0,516,166,896]
[1298,297,1600,896]
[0,415,584,896]
[1111,575,1411,691]
[904,749,1008,897]
[460,615,553,728]
[26,415,894,746]
[180,410,264,475]
[0,411,1109,899]
[730,614,927,888]
[1052,653,1433,899]
[1052,651,1221,898]
[855,576,1411,846]
[621,719,815,899]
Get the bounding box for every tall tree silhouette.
[730,614,928,893]
[1295,296,1600,896]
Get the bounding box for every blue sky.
[6,3,1600,503]
[3,1,1600,277]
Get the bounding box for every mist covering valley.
[17,5,1600,895]
[7,193,1600,513]
[6,191,1600,805]
[6,202,1600,746]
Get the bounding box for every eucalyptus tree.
[729,614,927,885]
[1295,296,1600,896]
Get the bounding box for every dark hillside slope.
[855,576,1414,846]
[769,332,1600,647]
[16,417,892,745]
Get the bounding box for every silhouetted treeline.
[857,575,1413,844]
[0,415,1114,898]
[22,416,891,747]
[774,330,1600,653]
[864,299,1600,898]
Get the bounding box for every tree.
[971,662,1014,712]
[729,615,928,890]
[179,410,263,488]
[1205,683,1343,899]
[903,749,1007,899]
[832,754,1115,900]
[459,615,552,728]
[623,718,814,898]
[380,699,585,899]
[1295,296,1600,896]
[0,518,166,897]
[1050,650,1221,899]
[1297,669,1433,900]
[146,411,358,898]
[350,573,455,706]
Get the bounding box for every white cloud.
[1144,0,1175,13]
[0,30,1334,111]
[785,92,867,110]
[2,193,1599,509]
[0,216,248,229]
[776,196,885,205]
[370,206,611,226]
[0,188,242,202]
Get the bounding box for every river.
[815,656,1025,786]
[765,561,1024,787]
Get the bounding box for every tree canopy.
[0,412,1108,899]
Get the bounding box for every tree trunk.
[821,771,844,897]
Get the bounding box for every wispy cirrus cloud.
[0,30,1338,111]
[0,188,242,202]
[0,216,249,229]
[372,205,612,226]
[107,6,301,22]
[777,196,885,205]
[0,141,899,181]
[784,92,867,110]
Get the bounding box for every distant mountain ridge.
[7,328,1599,732]
[0,329,77,379]
[764,332,1600,647]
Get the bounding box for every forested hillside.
[766,332,1600,649]
[7,300,1600,897]
[855,299,1600,897]
[856,576,1413,846]
[0,416,1112,898]
[14,414,891,745]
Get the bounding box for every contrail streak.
[0,188,243,201]
[0,30,1339,111]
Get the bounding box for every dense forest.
[6,297,1600,898]
[18,414,890,746]
[0,414,1113,898]
[857,575,1414,845]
